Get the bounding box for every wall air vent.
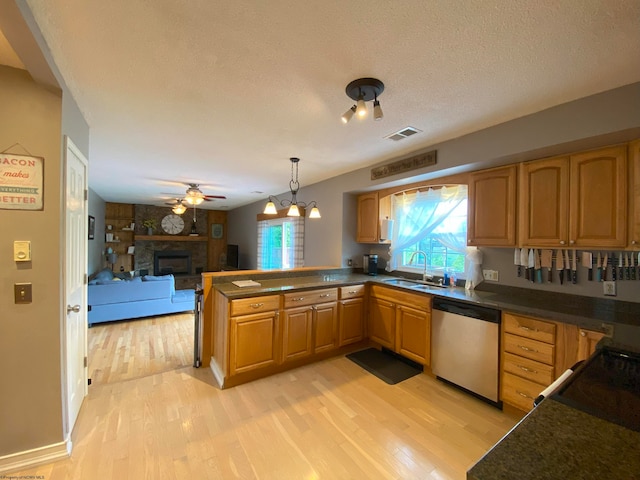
[385,126,422,141]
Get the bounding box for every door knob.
[67,304,81,314]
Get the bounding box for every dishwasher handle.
[432,298,501,324]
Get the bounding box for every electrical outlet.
[482,269,499,281]
[603,281,616,296]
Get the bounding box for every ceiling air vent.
[385,126,422,141]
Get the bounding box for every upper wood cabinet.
[467,165,518,247]
[519,146,627,247]
[629,140,640,247]
[357,192,379,243]
[569,146,627,247]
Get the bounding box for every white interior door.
[64,136,88,438]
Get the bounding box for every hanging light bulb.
[263,199,277,214]
[341,105,357,124]
[373,97,383,121]
[287,204,300,217]
[308,206,321,218]
[355,94,367,118]
[172,202,186,215]
[264,158,320,219]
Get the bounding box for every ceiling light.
[341,105,356,124]
[342,77,384,123]
[263,157,321,219]
[172,202,187,215]
[185,185,205,205]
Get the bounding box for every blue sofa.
[88,269,195,325]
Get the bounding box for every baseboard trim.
[209,358,225,388]
[0,438,71,474]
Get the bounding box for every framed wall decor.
[88,215,95,240]
[211,223,224,239]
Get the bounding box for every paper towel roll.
[380,218,394,241]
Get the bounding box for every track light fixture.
[342,77,384,123]
[263,157,321,219]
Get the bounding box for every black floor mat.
[346,348,422,385]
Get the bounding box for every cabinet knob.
[580,331,586,337]
[559,240,566,245]
[632,240,638,245]
[569,240,575,245]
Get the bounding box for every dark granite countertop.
[467,398,640,480]
[210,272,640,331]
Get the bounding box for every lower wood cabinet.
[577,328,606,361]
[281,305,313,363]
[368,285,432,366]
[338,285,365,346]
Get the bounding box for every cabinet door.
[468,165,517,246]
[569,146,627,247]
[368,297,396,349]
[629,140,640,247]
[282,307,313,363]
[577,329,605,361]
[519,157,570,246]
[396,305,430,366]
[357,192,379,243]
[313,302,338,354]
[338,297,364,346]
[230,311,279,376]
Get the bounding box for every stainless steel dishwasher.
[431,297,501,407]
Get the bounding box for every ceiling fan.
[161,183,226,210]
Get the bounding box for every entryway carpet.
[346,348,422,385]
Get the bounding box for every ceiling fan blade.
[203,195,226,200]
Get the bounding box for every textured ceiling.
[14,1,640,209]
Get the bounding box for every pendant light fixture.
[184,184,205,205]
[341,78,384,123]
[263,157,321,219]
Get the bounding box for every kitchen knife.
[571,249,577,284]
[535,249,543,283]
[556,250,564,285]
[582,251,593,281]
[634,252,639,281]
[515,248,521,277]
[595,252,602,282]
[541,249,553,283]
[618,253,624,281]
[564,249,571,283]
[528,248,535,282]
[611,252,616,282]
[625,253,631,280]
[602,252,608,281]
[521,248,529,280]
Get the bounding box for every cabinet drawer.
[283,288,338,309]
[504,333,555,365]
[502,372,544,412]
[339,284,365,299]
[231,295,280,317]
[504,313,556,344]
[503,352,554,386]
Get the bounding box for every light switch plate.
[14,241,31,262]
[14,283,32,303]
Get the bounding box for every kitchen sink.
[380,278,423,287]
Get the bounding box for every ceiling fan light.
[287,204,300,217]
[341,105,356,124]
[172,203,186,215]
[264,200,277,215]
[356,96,367,118]
[185,195,204,205]
[308,206,321,218]
[373,99,383,121]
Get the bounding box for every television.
[226,244,239,269]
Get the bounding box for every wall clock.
[161,214,185,235]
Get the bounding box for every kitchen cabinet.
[229,295,280,376]
[338,285,365,346]
[629,140,640,247]
[467,165,518,247]
[282,288,338,363]
[519,145,627,247]
[105,202,135,272]
[357,192,379,243]
[369,285,431,366]
[501,313,557,412]
[577,328,605,361]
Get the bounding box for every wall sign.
[0,153,45,210]
[370,150,437,180]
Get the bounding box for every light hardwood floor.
[88,313,195,384]
[12,323,524,480]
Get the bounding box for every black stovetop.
[552,346,640,432]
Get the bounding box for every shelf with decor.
[135,235,208,242]
[105,202,135,272]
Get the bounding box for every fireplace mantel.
[135,235,207,242]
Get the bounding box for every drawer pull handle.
[517,390,534,400]
[319,293,332,298]
[249,303,264,308]
[518,325,538,332]
[348,290,358,294]
[292,297,305,301]
[518,345,538,353]
[517,364,538,374]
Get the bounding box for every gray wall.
[88,188,106,275]
[228,82,640,303]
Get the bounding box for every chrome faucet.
[408,250,431,282]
